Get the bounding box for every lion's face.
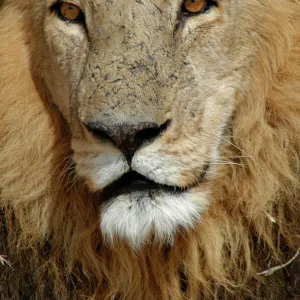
[39,0,260,247]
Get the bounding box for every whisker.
[209,162,245,167]
[201,131,254,160]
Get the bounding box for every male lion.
[0,0,299,299]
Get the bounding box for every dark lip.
[102,171,184,200]
[102,163,209,201]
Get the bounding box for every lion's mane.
[0,1,299,299]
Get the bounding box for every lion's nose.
[84,120,170,163]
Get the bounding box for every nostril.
[84,122,116,145]
[134,119,171,148]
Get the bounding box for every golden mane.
[0,1,299,299]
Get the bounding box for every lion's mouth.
[102,171,184,200]
[100,164,210,245]
[102,164,209,201]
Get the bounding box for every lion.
[0,0,299,299]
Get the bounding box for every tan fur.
[0,0,300,299]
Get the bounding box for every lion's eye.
[182,0,217,15]
[52,1,85,24]
[60,3,81,20]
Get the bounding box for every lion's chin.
[99,186,209,249]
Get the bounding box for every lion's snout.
[83,119,171,164]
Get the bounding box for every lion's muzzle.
[72,113,210,247]
[84,119,171,164]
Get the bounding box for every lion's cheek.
[132,144,210,188]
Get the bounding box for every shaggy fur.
[0,0,300,299]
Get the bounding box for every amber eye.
[183,0,207,13]
[60,2,81,21]
[51,1,85,24]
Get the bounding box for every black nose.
[85,120,170,163]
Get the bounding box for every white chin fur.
[100,189,209,248]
